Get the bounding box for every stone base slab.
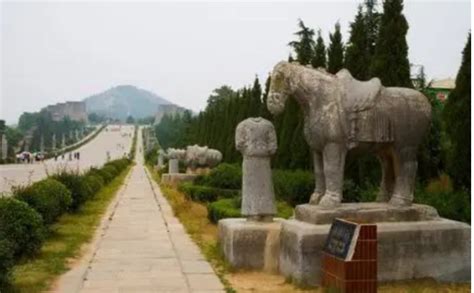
[295,202,439,225]
[280,218,470,286]
[218,218,283,273]
[161,173,197,187]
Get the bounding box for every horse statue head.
[267,61,334,116]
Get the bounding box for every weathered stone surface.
[157,149,166,169]
[235,117,277,219]
[295,202,439,225]
[267,61,432,208]
[185,145,223,170]
[167,148,186,174]
[161,173,197,187]
[218,218,282,272]
[279,219,470,286]
[168,158,179,174]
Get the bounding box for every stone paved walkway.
[55,129,224,293]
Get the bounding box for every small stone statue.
[236,117,277,222]
[167,148,186,174]
[157,149,167,169]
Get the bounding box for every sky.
[1,0,471,124]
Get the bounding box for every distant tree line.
[156,0,470,193]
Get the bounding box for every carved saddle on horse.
[336,69,394,148]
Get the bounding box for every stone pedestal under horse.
[267,61,431,208]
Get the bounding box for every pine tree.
[443,33,471,189]
[249,76,262,117]
[365,0,380,59]
[370,0,412,87]
[327,22,345,74]
[312,30,327,68]
[289,19,315,65]
[260,75,273,119]
[345,6,370,80]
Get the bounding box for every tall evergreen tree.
[327,22,345,74]
[249,76,262,117]
[443,33,471,189]
[260,75,273,119]
[289,19,315,65]
[365,0,380,59]
[370,0,412,87]
[345,6,370,79]
[312,30,327,68]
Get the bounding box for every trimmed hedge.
[195,163,242,190]
[52,172,93,210]
[0,157,132,290]
[273,169,314,205]
[178,182,240,202]
[0,239,13,289]
[207,198,241,224]
[14,179,72,225]
[85,175,104,195]
[207,197,294,224]
[0,198,45,258]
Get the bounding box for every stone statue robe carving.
[236,117,277,220]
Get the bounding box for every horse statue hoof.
[318,194,341,209]
[309,192,323,205]
[388,195,411,207]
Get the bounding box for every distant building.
[154,104,186,124]
[44,101,88,122]
[426,78,456,102]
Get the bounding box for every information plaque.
[321,218,377,293]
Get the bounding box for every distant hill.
[84,85,174,120]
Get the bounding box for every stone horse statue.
[267,61,431,208]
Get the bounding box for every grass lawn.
[147,166,470,293]
[9,165,132,293]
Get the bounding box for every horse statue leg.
[309,151,325,204]
[318,143,347,209]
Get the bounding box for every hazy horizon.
[2,1,471,124]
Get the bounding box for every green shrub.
[0,239,14,290]
[199,163,242,189]
[415,186,470,223]
[207,198,241,223]
[105,158,130,173]
[88,167,113,183]
[52,172,93,210]
[102,165,119,181]
[0,197,45,258]
[179,182,240,202]
[273,169,314,205]
[14,179,72,224]
[85,175,104,195]
[207,197,294,224]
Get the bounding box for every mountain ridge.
[84,85,174,120]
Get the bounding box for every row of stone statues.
[158,145,223,174]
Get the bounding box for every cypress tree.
[260,75,273,119]
[327,22,345,74]
[312,30,327,68]
[249,76,262,117]
[370,0,412,87]
[345,6,370,80]
[365,0,380,59]
[289,19,315,65]
[443,33,471,189]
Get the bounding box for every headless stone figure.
[235,117,277,222]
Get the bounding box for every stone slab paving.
[54,128,224,293]
[0,125,134,194]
